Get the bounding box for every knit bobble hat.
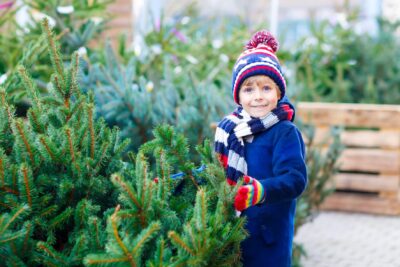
[232,30,286,105]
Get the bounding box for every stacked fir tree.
[0,19,246,267]
[1,0,112,103]
[0,17,129,266]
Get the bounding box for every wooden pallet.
[298,102,400,215]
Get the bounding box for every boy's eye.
[242,87,253,93]
[263,86,271,91]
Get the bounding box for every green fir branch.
[84,255,130,266]
[75,199,89,229]
[93,142,110,172]
[194,189,207,233]
[144,125,198,188]
[0,231,26,244]
[13,119,35,166]
[38,205,58,219]
[37,241,68,266]
[48,207,73,231]
[27,109,45,134]
[111,129,130,156]
[111,174,141,209]
[2,254,27,267]
[157,239,165,266]
[0,204,29,236]
[18,165,35,208]
[0,87,6,106]
[168,231,194,256]
[77,125,89,150]
[140,167,147,207]
[69,52,81,98]
[65,127,80,172]
[68,96,85,123]
[68,235,87,264]
[131,221,161,256]
[41,19,65,85]
[135,152,148,195]
[186,224,199,255]
[74,199,100,230]
[22,222,33,254]
[88,216,102,251]
[16,66,41,109]
[0,152,5,188]
[1,97,14,133]
[87,104,95,159]
[155,149,171,203]
[51,74,64,98]
[215,217,246,257]
[109,207,135,264]
[38,135,58,162]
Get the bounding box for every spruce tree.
[84,125,246,267]
[0,18,129,266]
[1,18,246,267]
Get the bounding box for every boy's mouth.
[251,105,268,108]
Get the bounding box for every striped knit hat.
[232,30,286,104]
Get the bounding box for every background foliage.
[291,15,400,104]
[80,14,248,151]
[0,0,111,103]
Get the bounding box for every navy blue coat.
[241,120,307,267]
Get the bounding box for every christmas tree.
[84,125,246,266]
[0,18,129,265]
[1,18,246,266]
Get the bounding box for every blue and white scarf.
[214,103,294,185]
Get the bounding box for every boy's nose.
[255,89,263,99]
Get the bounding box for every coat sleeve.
[260,125,307,204]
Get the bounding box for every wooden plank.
[305,127,400,148]
[321,192,400,215]
[341,130,400,148]
[298,102,400,215]
[334,173,399,193]
[338,148,400,174]
[379,191,399,200]
[298,102,400,128]
[302,126,331,146]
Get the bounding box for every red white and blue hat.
[232,30,286,104]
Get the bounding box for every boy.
[214,30,307,267]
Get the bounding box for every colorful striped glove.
[234,175,265,211]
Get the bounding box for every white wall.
[382,0,400,22]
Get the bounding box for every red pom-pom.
[238,186,250,195]
[234,187,250,211]
[243,175,252,184]
[245,30,279,52]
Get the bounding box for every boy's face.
[239,75,281,118]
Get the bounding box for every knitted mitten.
[234,175,265,211]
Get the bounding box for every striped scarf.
[214,103,294,185]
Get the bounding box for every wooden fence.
[298,102,400,215]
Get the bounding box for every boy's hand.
[234,175,265,211]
